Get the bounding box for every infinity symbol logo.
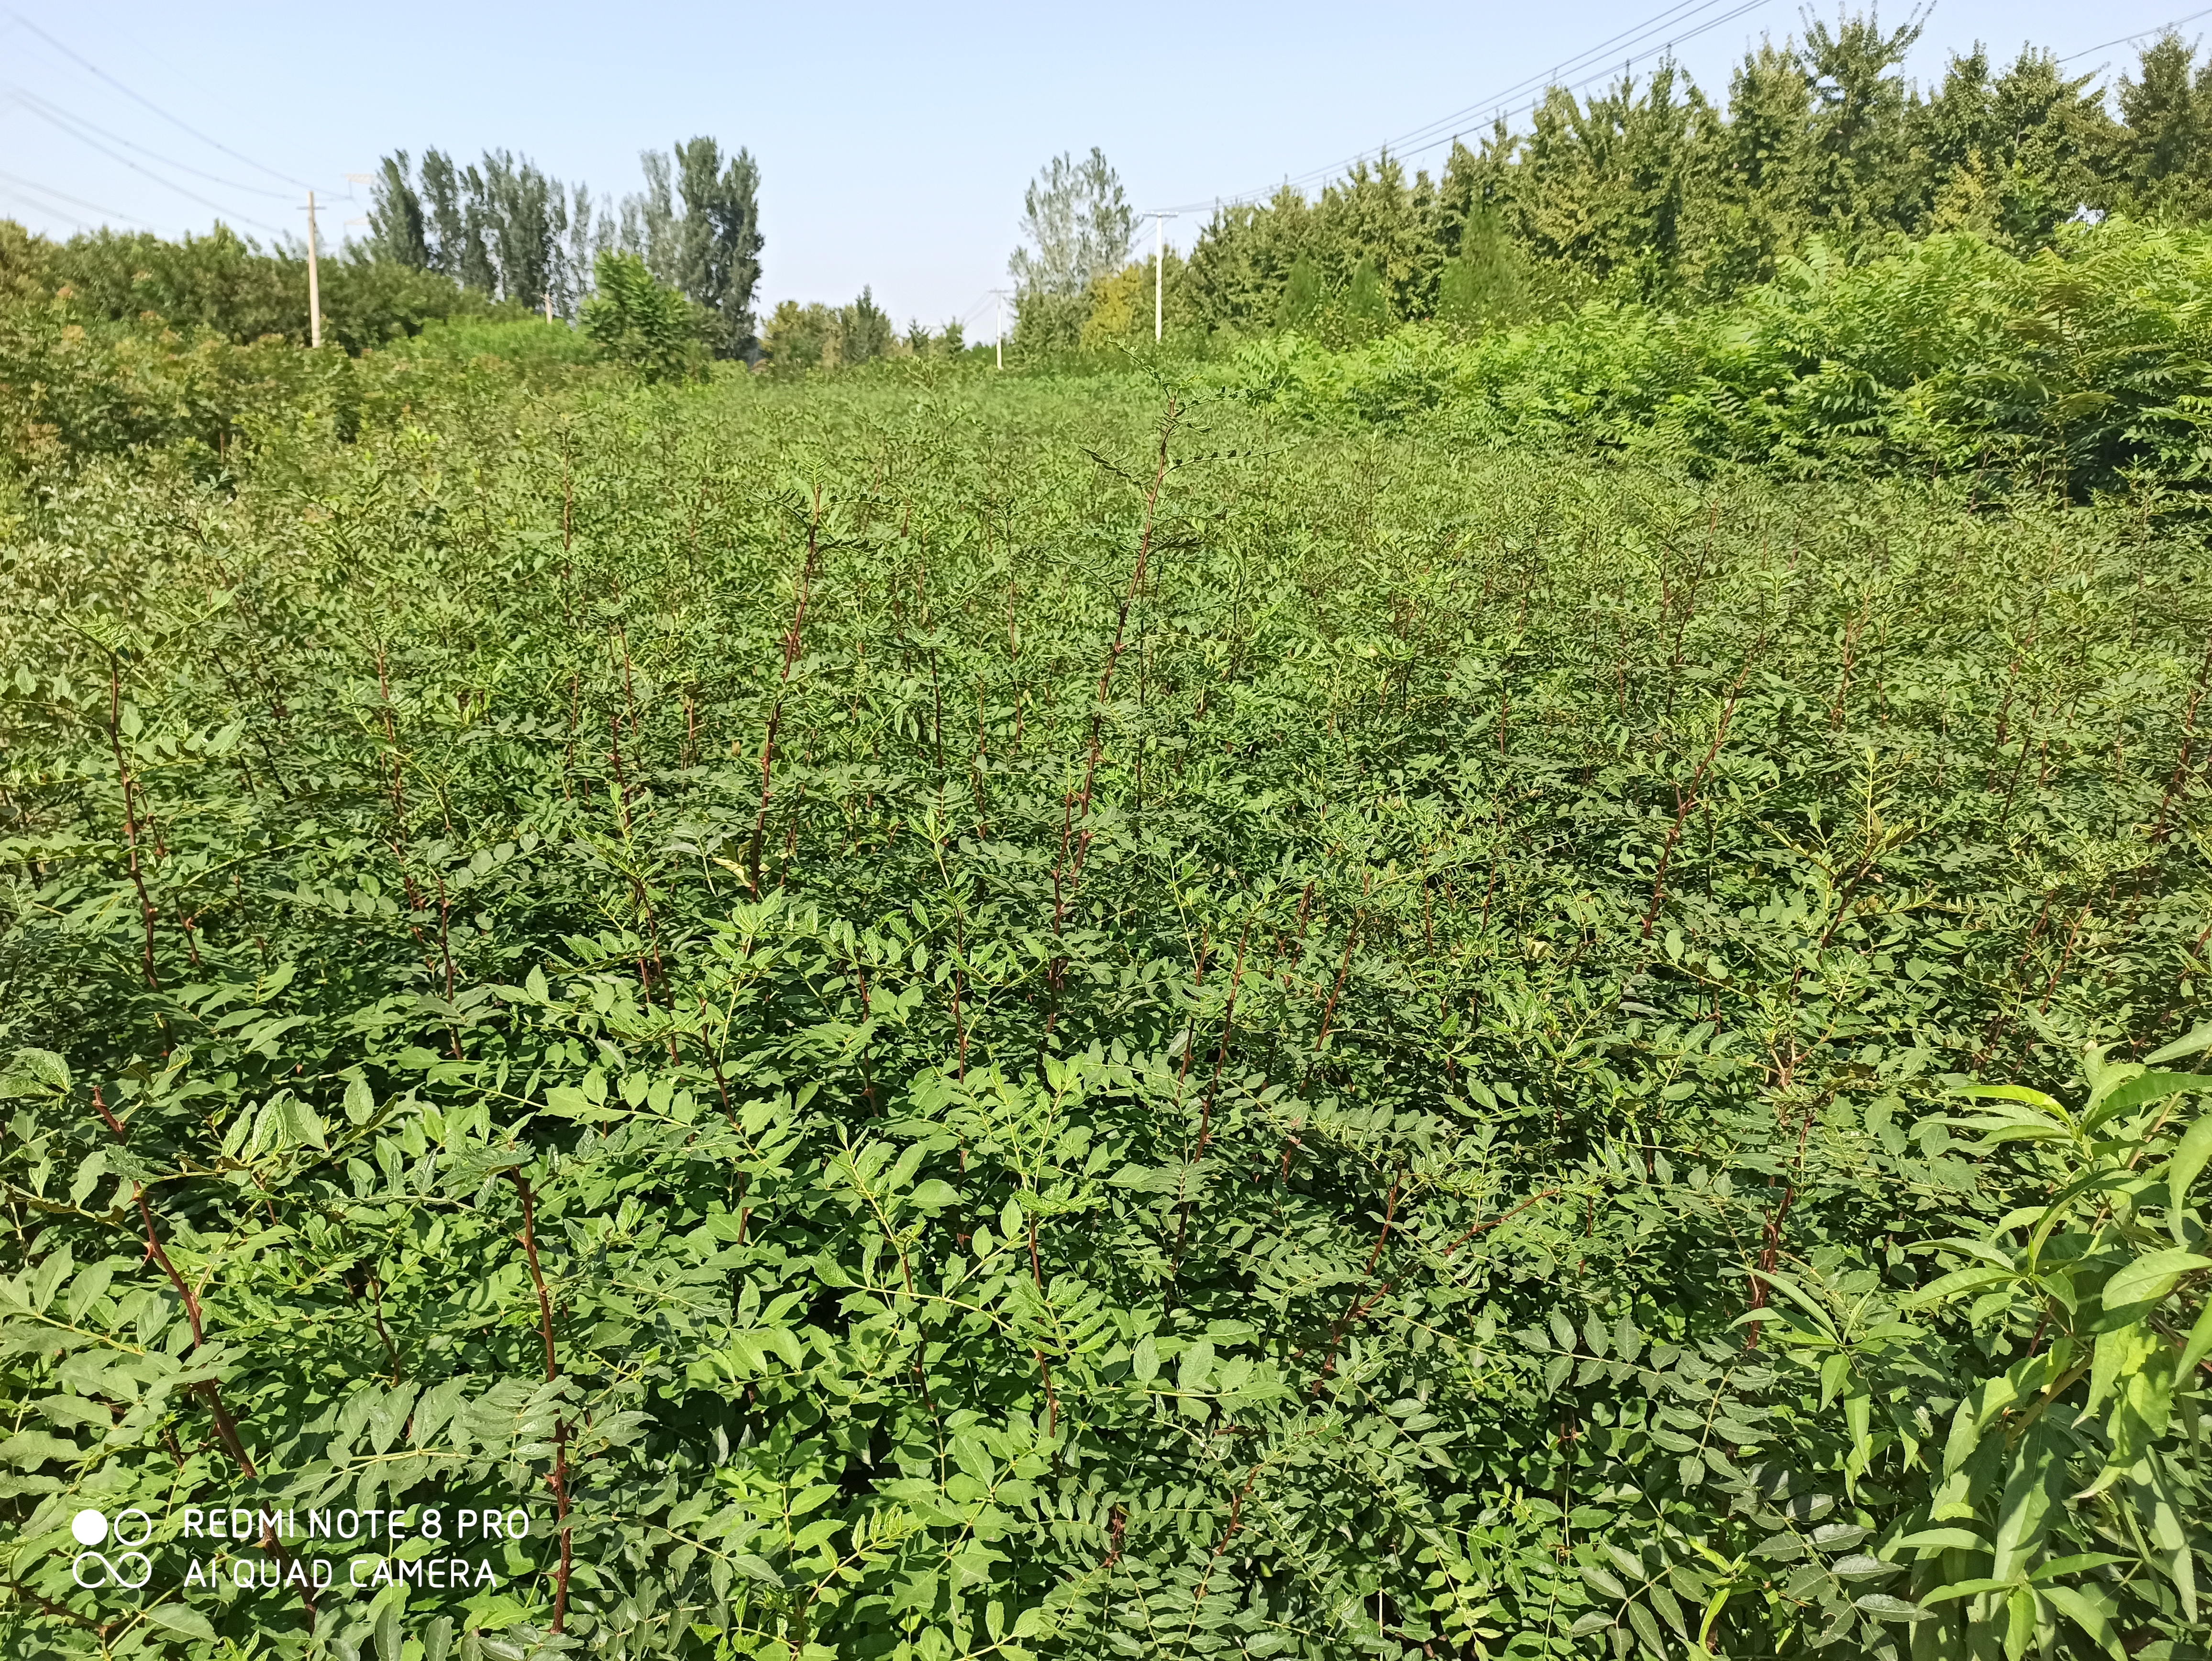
[71,1550,153,1588]
[68,1509,154,1587]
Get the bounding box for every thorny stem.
[750,485,824,896]
[106,656,161,990]
[1047,400,1180,1008]
[506,1168,574,1631]
[1641,658,1754,939]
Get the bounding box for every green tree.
[2117,32,2212,217]
[1437,207,1525,330]
[1009,147,1133,299]
[366,151,429,270]
[1800,9,1924,235]
[478,150,564,313]
[833,287,893,367]
[579,249,697,380]
[1278,251,1323,330]
[418,149,466,284]
[671,137,764,357]
[1342,256,1392,339]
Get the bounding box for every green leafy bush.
[0,221,509,352]
[1224,223,2212,498]
[581,250,703,381]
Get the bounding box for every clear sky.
[1,0,2198,335]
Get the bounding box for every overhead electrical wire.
[1157,0,1782,214]
[1281,0,1756,194]
[2062,4,2212,60]
[0,164,150,226]
[4,9,316,191]
[4,84,296,199]
[1,92,287,233]
[0,92,285,234]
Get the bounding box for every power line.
[1305,0,1752,187]
[3,9,314,190]
[2061,5,2212,61]
[0,91,287,232]
[0,187,88,229]
[1159,0,1781,213]
[3,83,296,199]
[0,164,151,226]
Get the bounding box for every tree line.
[365,137,763,356]
[1015,20,2212,352]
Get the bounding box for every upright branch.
[749,485,824,896]
[1051,399,1180,957]
[1641,658,1754,938]
[505,1167,574,1632]
[104,655,161,990]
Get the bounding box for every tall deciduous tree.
[620,139,763,357]
[366,151,429,271]
[1009,148,1133,298]
[672,138,763,357]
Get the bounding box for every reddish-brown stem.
[750,487,824,896]
[1047,403,1179,974]
[106,658,161,990]
[135,1183,261,1483]
[506,1169,573,1631]
[1442,1186,1559,1260]
[1743,1181,1796,1350]
[1641,662,1752,938]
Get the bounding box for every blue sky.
[1,0,2195,334]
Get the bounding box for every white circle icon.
[71,1509,108,1546]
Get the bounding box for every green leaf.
[1853,1594,1934,1621]
[1903,1265,2018,1308]
[143,1606,218,1640]
[2179,1298,2212,1378]
[908,1179,959,1209]
[2084,1070,2212,1132]
[1626,1599,1668,1657]
[2171,1112,2212,1226]
[2040,1584,2125,1659]
[1131,1336,1161,1384]
[2101,1248,2212,1309]
[730,1553,784,1586]
[2,1047,69,1096]
[1951,1084,2067,1120]
[1895,1527,1989,1554]
[1922,1577,2013,1604]
[2145,1021,2212,1066]
[1581,1563,1627,1600]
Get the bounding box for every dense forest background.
[1028,22,2212,352]
[21,15,2212,374]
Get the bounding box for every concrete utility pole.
[1147,211,1179,342]
[994,289,1007,369]
[305,190,321,348]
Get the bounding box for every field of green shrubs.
[3,221,2212,1661]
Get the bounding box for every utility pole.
[1146,211,1179,343]
[305,189,321,348]
[993,289,1007,369]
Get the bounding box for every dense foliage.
[1223,221,2212,500]
[0,221,502,354]
[1026,25,2212,355]
[367,139,762,354]
[2,221,2212,1661]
